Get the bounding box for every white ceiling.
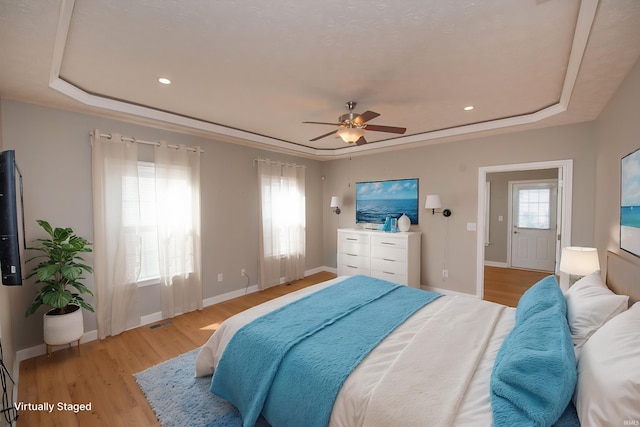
[1,0,640,159]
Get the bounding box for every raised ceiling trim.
[49,0,598,160]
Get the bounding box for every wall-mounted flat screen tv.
[356,178,419,225]
[0,150,25,286]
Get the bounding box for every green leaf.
[42,289,73,309]
[61,265,82,281]
[36,220,53,237]
[52,227,73,243]
[76,299,95,313]
[37,264,59,282]
[74,263,93,273]
[25,294,44,317]
[70,282,93,296]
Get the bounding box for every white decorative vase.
[43,305,83,347]
[397,213,411,232]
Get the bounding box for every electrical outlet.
[217,273,223,282]
[241,268,246,277]
[442,269,449,278]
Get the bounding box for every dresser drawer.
[338,240,369,256]
[371,234,407,249]
[338,253,370,276]
[338,252,369,268]
[370,244,407,262]
[339,232,370,245]
[370,257,407,275]
[371,270,408,286]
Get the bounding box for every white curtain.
[91,131,141,339]
[92,131,203,339]
[257,159,306,289]
[154,142,202,318]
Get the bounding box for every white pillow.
[574,302,640,426]
[564,271,629,352]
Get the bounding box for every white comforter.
[196,276,515,426]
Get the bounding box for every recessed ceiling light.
[464,105,474,111]
[158,77,171,85]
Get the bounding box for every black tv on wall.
[356,178,419,225]
[0,150,25,286]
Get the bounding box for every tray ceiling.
[1,0,640,159]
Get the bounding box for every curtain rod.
[253,158,306,169]
[90,131,204,153]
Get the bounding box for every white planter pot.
[43,305,84,347]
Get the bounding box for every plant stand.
[46,339,81,357]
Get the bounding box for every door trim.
[476,159,573,298]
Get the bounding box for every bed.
[195,250,640,427]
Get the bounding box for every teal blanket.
[210,275,441,427]
[491,276,577,427]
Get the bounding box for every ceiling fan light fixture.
[337,126,365,144]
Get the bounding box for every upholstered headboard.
[606,251,640,306]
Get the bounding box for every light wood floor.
[16,271,336,427]
[483,265,555,307]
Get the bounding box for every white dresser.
[337,228,421,288]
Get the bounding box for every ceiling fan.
[303,101,407,145]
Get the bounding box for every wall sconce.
[425,195,452,217]
[559,246,600,285]
[330,196,341,215]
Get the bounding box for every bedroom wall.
[322,122,598,295]
[0,99,324,352]
[594,57,640,269]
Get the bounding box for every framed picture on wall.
[621,147,640,257]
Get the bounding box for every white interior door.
[509,180,558,271]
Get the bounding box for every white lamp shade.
[559,246,600,276]
[330,196,340,208]
[425,195,442,209]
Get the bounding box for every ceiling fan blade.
[303,121,341,126]
[355,136,367,146]
[364,124,407,134]
[353,111,380,125]
[309,130,338,142]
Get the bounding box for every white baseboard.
[484,261,508,268]
[16,266,335,363]
[307,266,336,275]
[202,284,261,307]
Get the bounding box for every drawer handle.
[380,242,396,246]
[346,238,358,241]
[346,265,358,269]
[383,271,395,275]
[346,253,358,257]
[382,258,395,262]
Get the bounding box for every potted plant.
[25,220,94,354]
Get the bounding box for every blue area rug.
[134,348,270,427]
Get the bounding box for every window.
[517,188,551,229]
[122,162,160,283]
[264,174,305,257]
[122,161,195,284]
